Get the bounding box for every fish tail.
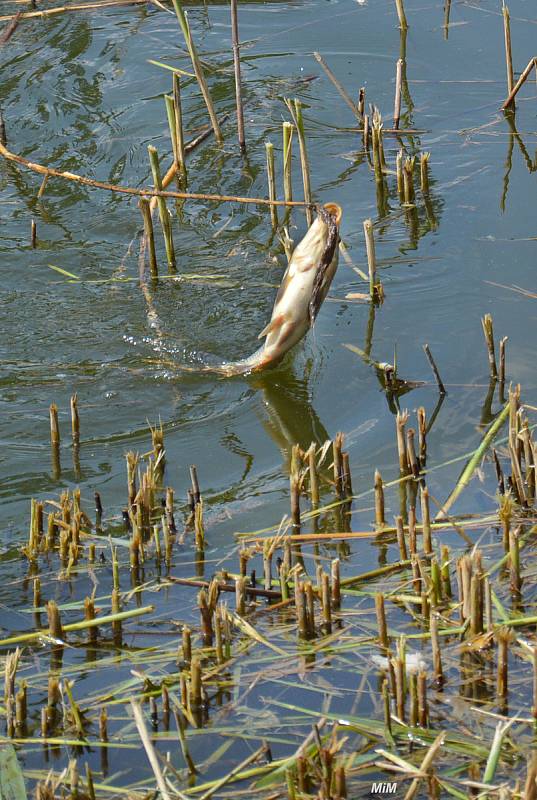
[174,346,267,377]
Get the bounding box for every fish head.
[322,202,342,226]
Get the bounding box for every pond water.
[0,0,536,794]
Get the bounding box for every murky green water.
[1,0,536,793]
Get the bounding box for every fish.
[198,201,342,377]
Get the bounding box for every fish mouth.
[322,202,342,226]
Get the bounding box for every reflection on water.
[253,369,330,470]
[501,109,537,210]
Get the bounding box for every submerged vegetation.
[0,0,537,797]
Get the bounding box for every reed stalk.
[342,450,353,497]
[295,580,308,639]
[393,657,405,720]
[230,0,246,152]
[393,58,403,129]
[290,476,301,528]
[502,57,537,108]
[483,575,494,633]
[375,593,389,648]
[420,486,432,554]
[469,574,483,636]
[430,557,441,607]
[430,612,443,685]
[394,0,408,29]
[509,526,521,593]
[406,500,417,546]
[496,627,512,702]
[502,4,514,97]
[139,198,158,278]
[331,558,341,610]
[436,402,509,518]
[406,428,419,477]
[235,576,246,615]
[172,74,187,184]
[308,442,319,508]
[440,545,452,599]
[363,218,380,301]
[265,141,278,228]
[164,93,179,171]
[395,515,408,560]
[363,113,369,149]
[396,410,409,474]
[171,0,222,143]
[374,470,385,528]
[333,432,344,499]
[396,149,404,198]
[49,402,60,475]
[285,98,313,225]
[321,572,332,633]
[304,581,315,638]
[417,669,428,726]
[194,498,205,550]
[131,701,174,800]
[84,597,98,645]
[481,313,498,379]
[371,119,383,182]
[182,624,192,664]
[47,600,63,642]
[423,343,446,395]
[420,152,430,194]
[189,656,202,709]
[357,86,365,119]
[282,121,293,203]
[403,156,415,204]
[313,52,359,119]
[148,145,176,272]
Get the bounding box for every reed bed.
[1,359,536,797]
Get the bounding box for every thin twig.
[423,344,446,395]
[0,11,22,44]
[313,52,359,119]
[501,57,537,109]
[198,745,266,800]
[0,141,309,207]
[131,701,189,800]
[167,575,282,599]
[0,0,148,21]
[404,732,444,799]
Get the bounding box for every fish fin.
[273,270,293,306]
[257,313,286,339]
